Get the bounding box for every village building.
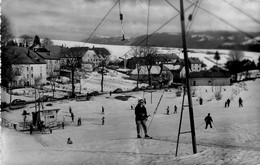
[33,45,62,78]
[189,66,231,86]
[8,46,47,87]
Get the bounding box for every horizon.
[2,0,260,41]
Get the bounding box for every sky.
[2,0,260,41]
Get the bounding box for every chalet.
[33,45,62,78]
[8,46,47,87]
[60,47,110,72]
[189,66,231,86]
[130,65,161,82]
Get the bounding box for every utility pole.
[179,0,197,154]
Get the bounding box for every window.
[31,74,33,78]
[27,67,29,71]
[31,67,33,71]
[27,74,29,79]
[40,73,42,77]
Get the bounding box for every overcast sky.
[2,0,260,41]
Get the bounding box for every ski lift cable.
[186,0,202,36]
[119,0,126,41]
[185,0,256,39]
[72,0,120,58]
[146,0,151,48]
[165,0,180,13]
[223,0,260,25]
[118,3,196,60]
[141,90,165,144]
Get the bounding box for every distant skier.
[67,138,73,144]
[102,116,105,125]
[239,97,243,107]
[135,99,151,139]
[78,117,81,126]
[166,106,170,115]
[71,113,74,122]
[131,105,134,110]
[61,121,64,129]
[109,91,112,96]
[102,106,104,115]
[199,97,203,105]
[227,99,230,107]
[174,105,178,114]
[29,123,33,135]
[69,106,72,114]
[204,113,213,129]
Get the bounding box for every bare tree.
[42,37,54,47]
[143,47,158,86]
[1,14,13,45]
[60,48,82,98]
[49,71,58,98]
[227,49,245,62]
[20,34,33,47]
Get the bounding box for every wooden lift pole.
[178,0,197,154]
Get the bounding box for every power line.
[185,0,255,39]
[146,0,151,48]
[118,3,195,60]
[223,0,260,25]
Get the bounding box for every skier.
[199,97,203,105]
[102,116,105,125]
[61,121,64,129]
[174,105,178,114]
[69,106,72,114]
[131,105,134,110]
[71,113,74,122]
[227,99,230,107]
[109,91,112,96]
[102,106,104,115]
[29,123,33,135]
[204,113,213,129]
[67,138,73,144]
[77,117,81,126]
[166,106,170,115]
[239,97,243,107]
[135,99,151,139]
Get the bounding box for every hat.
[138,99,144,103]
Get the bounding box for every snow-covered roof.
[131,65,161,75]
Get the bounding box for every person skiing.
[102,106,104,115]
[102,116,105,125]
[69,106,72,113]
[71,113,74,122]
[67,138,73,144]
[227,99,230,107]
[78,117,81,126]
[174,105,177,114]
[135,99,151,139]
[61,121,64,129]
[239,97,243,107]
[166,106,170,115]
[29,123,33,135]
[204,113,213,129]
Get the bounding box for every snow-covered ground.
[52,40,260,70]
[1,78,260,164]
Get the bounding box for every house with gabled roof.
[33,45,62,78]
[8,46,47,87]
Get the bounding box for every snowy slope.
[53,40,260,69]
[2,79,260,164]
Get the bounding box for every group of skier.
[225,97,244,108]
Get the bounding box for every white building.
[8,46,47,87]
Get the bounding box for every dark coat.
[135,104,148,121]
[204,115,213,123]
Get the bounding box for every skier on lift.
[135,99,151,139]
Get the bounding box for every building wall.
[190,77,231,86]
[12,64,47,87]
[82,50,103,67]
[46,59,60,77]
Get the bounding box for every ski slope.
[2,79,260,164]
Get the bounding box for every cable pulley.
[119,0,125,41]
